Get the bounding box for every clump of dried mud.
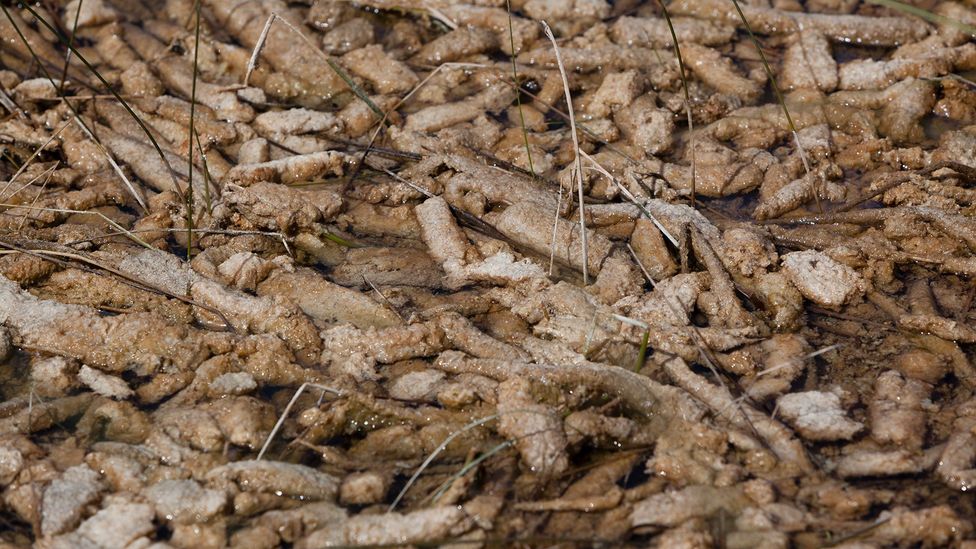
[1,0,975,546]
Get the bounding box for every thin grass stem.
[541,21,589,284]
[507,0,536,176]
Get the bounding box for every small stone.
[209,372,257,396]
[75,503,155,548]
[781,250,865,308]
[0,445,24,485]
[339,471,389,506]
[207,460,339,501]
[144,480,226,524]
[387,370,445,401]
[78,365,133,400]
[42,464,103,535]
[777,391,863,441]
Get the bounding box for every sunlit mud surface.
[1,0,976,546]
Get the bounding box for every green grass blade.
[634,329,650,371]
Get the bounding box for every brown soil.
[1,0,976,547]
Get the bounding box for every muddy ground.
[0,0,975,546]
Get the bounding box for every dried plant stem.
[507,0,536,176]
[581,150,678,247]
[542,21,589,284]
[726,0,814,184]
[0,119,71,199]
[16,161,57,230]
[243,13,385,119]
[256,382,342,461]
[389,413,502,511]
[865,0,976,35]
[0,241,234,328]
[654,0,697,206]
[186,0,202,260]
[5,1,182,199]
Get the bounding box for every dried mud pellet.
[523,0,610,22]
[630,218,677,281]
[322,18,375,56]
[330,247,445,289]
[518,45,674,73]
[416,196,468,267]
[777,391,863,441]
[119,61,163,97]
[404,84,514,133]
[682,43,763,104]
[40,464,103,536]
[588,249,643,305]
[202,0,345,106]
[207,460,339,502]
[630,485,750,528]
[410,26,499,66]
[497,378,569,477]
[295,506,467,549]
[78,365,133,400]
[144,479,227,524]
[222,151,353,187]
[341,45,418,95]
[614,95,675,156]
[339,472,390,506]
[781,250,864,308]
[671,0,929,46]
[30,356,79,398]
[587,70,643,118]
[439,5,538,55]
[338,94,398,137]
[894,349,949,384]
[492,201,613,276]
[253,108,342,137]
[610,16,734,48]
[0,275,204,375]
[63,0,118,28]
[869,370,928,450]
[237,138,269,164]
[781,30,837,92]
[878,78,936,145]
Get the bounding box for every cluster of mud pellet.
[0,0,975,546]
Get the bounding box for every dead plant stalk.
[541,21,589,284]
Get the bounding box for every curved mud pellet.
[491,201,613,276]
